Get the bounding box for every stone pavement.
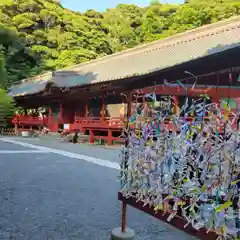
[6,135,121,163]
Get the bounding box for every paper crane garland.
[120,87,240,238]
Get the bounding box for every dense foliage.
[0,88,15,127]
[0,0,239,87]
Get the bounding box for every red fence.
[73,117,124,130]
[12,114,238,144]
[12,115,49,126]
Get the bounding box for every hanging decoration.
[120,78,240,239]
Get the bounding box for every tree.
[150,0,161,5]
[0,0,238,86]
[0,24,43,85]
[0,56,7,89]
[0,88,15,128]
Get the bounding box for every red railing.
[12,115,49,126]
[12,114,238,134]
[74,117,124,129]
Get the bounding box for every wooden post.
[14,124,18,135]
[85,103,88,117]
[101,98,105,121]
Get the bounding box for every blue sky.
[61,0,184,12]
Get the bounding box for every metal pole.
[121,91,132,233]
[121,201,127,233]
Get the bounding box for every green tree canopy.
[0,0,238,87]
[0,24,43,87]
[0,88,15,128]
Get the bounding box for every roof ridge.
[14,16,240,85]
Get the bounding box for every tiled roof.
[8,79,49,97]
[9,16,240,97]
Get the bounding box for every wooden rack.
[118,192,219,240]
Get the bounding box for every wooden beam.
[142,85,240,98]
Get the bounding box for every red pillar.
[108,129,112,145]
[48,107,58,132]
[89,130,94,143]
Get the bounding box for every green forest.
[0,0,239,88]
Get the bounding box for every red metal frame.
[118,192,219,240]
